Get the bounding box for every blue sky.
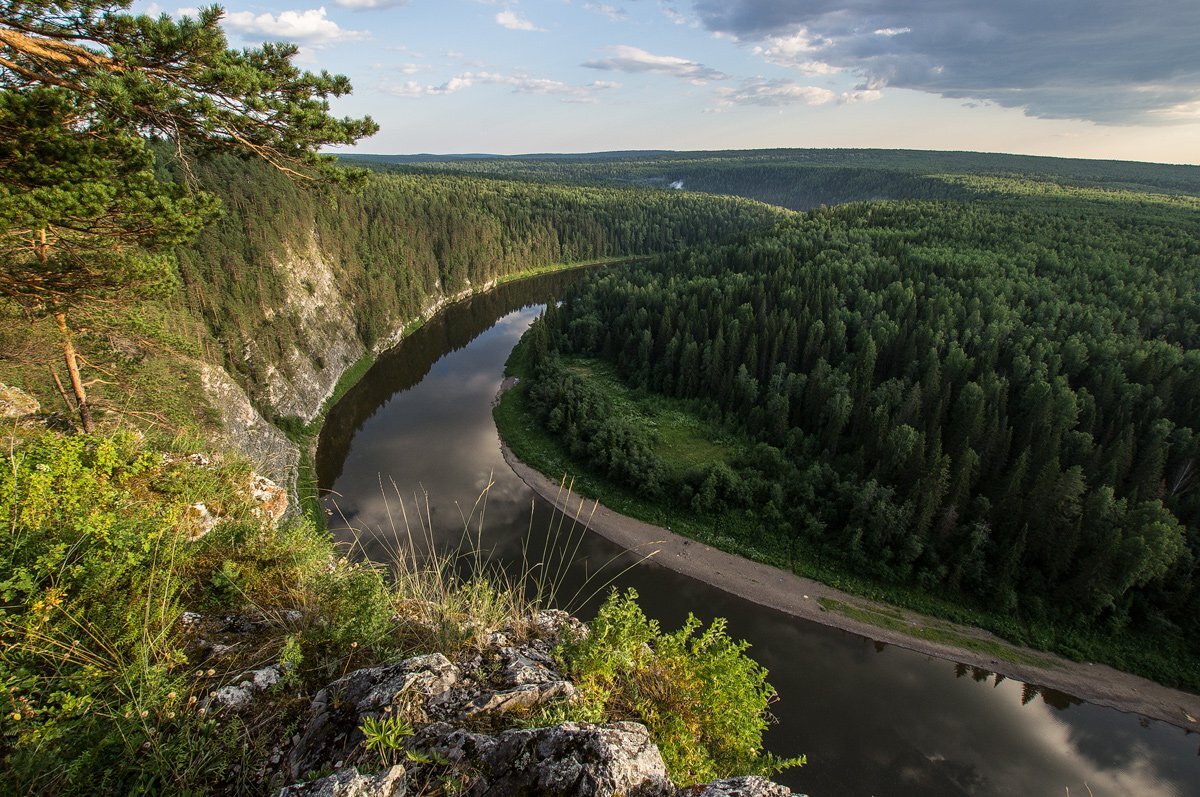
[146,1,1200,163]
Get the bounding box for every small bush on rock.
[556,588,804,785]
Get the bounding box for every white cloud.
[713,78,838,108]
[334,0,407,9]
[584,2,626,21]
[658,2,691,26]
[582,45,727,83]
[752,32,840,75]
[495,9,545,31]
[379,71,618,102]
[223,7,367,45]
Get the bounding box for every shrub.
[557,588,804,785]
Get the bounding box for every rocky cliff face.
[199,363,300,491]
[252,234,367,425]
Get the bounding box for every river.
[316,270,1200,797]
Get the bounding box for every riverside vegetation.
[497,178,1200,691]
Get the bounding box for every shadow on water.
[317,270,1200,797]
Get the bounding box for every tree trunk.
[54,311,94,433]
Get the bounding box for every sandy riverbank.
[498,434,1200,734]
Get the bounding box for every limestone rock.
[0,384,39,418]
[680,776,795,797]
[210,665,284,710]
[289,654,459,779]
[463,679,576,716]
[252,474,289,522]
[199,363,299,493]
[185,502,221,541]
[276,765,406,797]
[465,721,675,797]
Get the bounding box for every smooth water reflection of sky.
[320,284,1200,797]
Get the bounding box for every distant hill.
[341,148,1200,209]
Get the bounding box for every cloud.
[223,7,367,45]
[710,77,881,110]
[582,45,727,83]
[495,9,545,31]
[584,2,626,21]
[379,71,618,102]
[714,79,836,108]
[690,0,1200,124]
[658,2,691,26]
[751,32,840,75]
[333,0,407,9]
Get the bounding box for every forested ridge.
[514,185,1200,685]
[349,148,1200,211]
[170,153,789,396]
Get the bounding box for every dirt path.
[498,437,1200,734]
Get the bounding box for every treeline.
[352,148,1200,211]
[522,191,1200,638]
[167,153,788,390]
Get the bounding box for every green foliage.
[360,713,413,767]
[513,186,1200,688]
[557,589,803,785]
[0,430,403,794]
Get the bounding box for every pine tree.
[0,1,377,430]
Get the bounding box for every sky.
[143,0,1200,163]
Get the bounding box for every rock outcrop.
[277,766,406,797]
[199,363,300,492]
[266,610,798,797]
[0,383,39,418]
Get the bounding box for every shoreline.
[497,432,1200,734]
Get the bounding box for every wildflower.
[167,691,176,700]
[206,668,215,676]
[140,710,149,718]
[168,711,176,719]
[350,641,358,649]
[10,712,20,721]
[188,695,197,705]
[196,670,204,678]
[198,708,206,716]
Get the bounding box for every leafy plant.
[360,713,413,767]
[557,588,804,785]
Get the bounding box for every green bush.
[557,589,804,785]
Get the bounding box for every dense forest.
[514,182,1200,678]
[169,154,789,396]
[349,148,1200,211]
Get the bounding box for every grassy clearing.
[817,598,1053,669]
[560,357,746,480]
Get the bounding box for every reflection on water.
[317,273,1200,797]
